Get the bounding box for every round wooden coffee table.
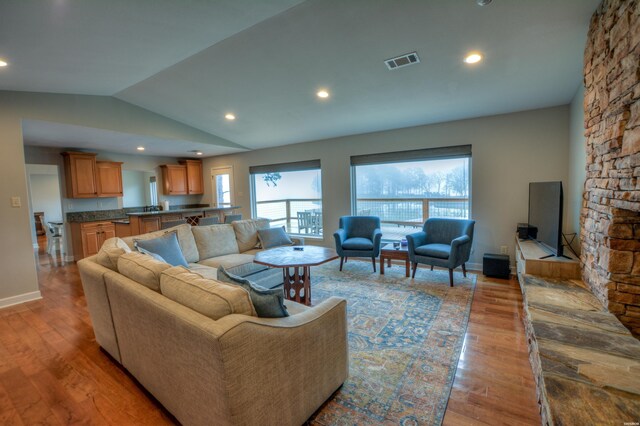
[254,246,338,306]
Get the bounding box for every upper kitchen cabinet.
[96,161,123,197]
[62,152,98,198]
[181,160,204,195]
[62,152,123,198]
[161,159,203,195]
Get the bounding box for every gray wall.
[202,106,571,268]
[567,85,586,253]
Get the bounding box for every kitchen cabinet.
[181,160,204,194]
[96,161,123,197]
[62,152,98,198]
[161,165,188,195]
[70,221,116,260]
[140,216,161,234]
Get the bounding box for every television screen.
[528,181,563,257]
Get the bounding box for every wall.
[567,85,587,254]
[203,106,571,268]
[0,90,228,305]
[29,174,63,222]
[581,0,640,336]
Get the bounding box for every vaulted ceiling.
[1,0,600,155]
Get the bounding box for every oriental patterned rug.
[308,260,476,426]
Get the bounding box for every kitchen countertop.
[126,206,240,217]
[111,219,131,224]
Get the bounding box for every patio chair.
[297,211,312,233]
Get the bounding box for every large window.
[250,160,322,237]
[352,145,471,241]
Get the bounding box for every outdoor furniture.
[406,218,475,286]
[333,216,382,272]
[297,211,312,233]
[311,211,323,234]
[254,246,339,306]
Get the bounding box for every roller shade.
[350,145,471,166]
[249,160,321,174]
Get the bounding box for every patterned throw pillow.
[217,265,289,318]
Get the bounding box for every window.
[211,166,234,207]
[250,160,322,237]
[351,145,471,241]
[149,176,158,206]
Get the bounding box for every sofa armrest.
[333,228,346,256]
[372,228,383,256]
[450,235,472,266]
[215,297,348,425]
[406,231,427,253]
[290,236,304,246]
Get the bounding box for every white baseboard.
[0,291,42,309]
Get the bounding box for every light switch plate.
[11,196,21,207]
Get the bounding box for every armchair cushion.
[415,243,450,259]
[342,237,374,250]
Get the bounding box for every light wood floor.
[0,238,540,425]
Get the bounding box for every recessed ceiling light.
[464,53,483,64]
[317,90,329,98]
[196,151,203,156]
[0,60,8,67]
[225,113,236,121]
[476,0,492,6]
[136,146,145,151]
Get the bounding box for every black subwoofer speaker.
[483,253,511,279]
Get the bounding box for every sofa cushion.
[134,231,188,267]
[415,243,450,259]
[257,226,293,249]
[198,253,267,277]
[96,237,131,271]
[232,218,270,252]
[124,223,199,263]
[217,266,288,318]
[342,237,374,250]
[117,252,171,292]
[187,263,218,280]
[192,224,239,261]
[160,266,256,319]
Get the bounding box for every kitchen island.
[127,206,240,235]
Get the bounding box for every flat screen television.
[528,181,563,257]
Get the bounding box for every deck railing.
[255,197,469,236]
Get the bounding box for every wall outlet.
[10,196,21,207]
[500,245,508,255]
[68,202,73,210]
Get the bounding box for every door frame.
[210,166,235,207]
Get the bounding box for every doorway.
[26,164,65,260]
[211,166,234,207]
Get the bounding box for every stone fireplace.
[581,0,640,336]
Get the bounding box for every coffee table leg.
[283,266,311,306]
[380,256,385,275]
[405,260,410,277]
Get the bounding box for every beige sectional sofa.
[78,219,349,426]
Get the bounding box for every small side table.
[380,244,410,277]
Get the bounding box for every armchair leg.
[448,269,454,287]
[411,262,417,278]
[462,263,467,277]
[339,257,344,271]
[371,257,376,272]
[430,265,434,271]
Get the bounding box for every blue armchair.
[333,216,382,272]
[406,218,475,286]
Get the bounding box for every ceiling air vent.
[385,52,420,70]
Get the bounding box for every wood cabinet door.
[162,165,188,195]
[81,226,101,257]
[141,217,161,234]
[102,225,116,241]
[67,154,98,198]
[185,161,204,194]
[96,162,123,197]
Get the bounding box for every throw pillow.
[134,231,188,267]
[217,265,289,318]
[117,252,171,292]
[257,226,293,250]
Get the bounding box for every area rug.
[307,260,476,426]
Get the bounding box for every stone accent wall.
[581,0,640,336]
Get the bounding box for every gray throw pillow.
[217,265,289,318]
[257,226,293,250]
[134,231,188,267]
